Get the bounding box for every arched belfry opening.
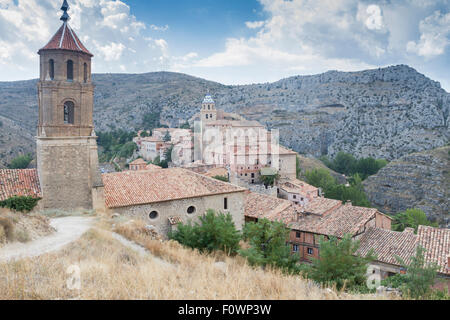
[67,60,73,81]
[63,101,75,124]
[36,0,104,211]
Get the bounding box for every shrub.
[392,209,438,233]
[394,246,440,299]
[0,196,41,213]
[169,210,241,255]
[240,219,299,273]
[212,175,229,182]
[302,234,376,292]
[8,154,33,169]
[0,217,14,241]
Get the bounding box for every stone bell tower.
[36,0,104,210]
[201,95,217,123]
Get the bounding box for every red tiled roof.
[279,179,318,195]
[417,225,450,275]
[357,227,418,266]
[302,197,342,216]
[290,204,378,238]
[39,22,93,56]
[244,191,301,224]
[102,168,246,208]
[129,159,147,166]
[0,169,42,201]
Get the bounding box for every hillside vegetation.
[0,226,387,300]
[0,65,448,167]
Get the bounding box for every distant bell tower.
[36,0,104,210]
[201,95,217,123]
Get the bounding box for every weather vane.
[60,0,70,22]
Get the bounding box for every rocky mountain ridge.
[0,65,448,168]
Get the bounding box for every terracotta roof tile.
[39,22,92,56]
[0,169,41,201]
[103,168,245,208]
[279,179,319,195]
[290,204,378,238]
[417,225,450,275]
[244,191,301,224]
[129,159,147,166]
[302,197,342,216]
[357,227,418,266]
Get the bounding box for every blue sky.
[0,0,449,91]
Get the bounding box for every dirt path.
[0,216,95,262]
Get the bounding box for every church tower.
[201,95,217,123]
[36,1,104,210]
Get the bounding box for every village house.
[102,167,246,237]
[277,179,320,206]
[0,169,42,208]
[358,225,450,290]
[128,159,162,172]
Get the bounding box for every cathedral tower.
[201,95,217,123]
[36,1,104,210]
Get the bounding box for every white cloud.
[407,10,450,58]
[245,21,265,29]
[0,0,169,79]
[363,4,385,30]
[150,24,169,31]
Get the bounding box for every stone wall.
[112,191,245,237]
[37,136,98,210]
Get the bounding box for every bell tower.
[201,95,217,123]
[36,0,104,210]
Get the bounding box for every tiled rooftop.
[0,169,42,201]
[279,179,318,195]
[103,168,245,208]
[357,227,418,266]
[129,158,147,166]
[290,204,379,238]
[244,191,300,224]
[39,22,92,56]
[302,197,342,216]
[418,225,450,275]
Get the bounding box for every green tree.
[169,210,241,255]
[180,121,191,129]
[305,168,336,191]
[240,219,299,272]
[296,156,302,178]
[260,173,279,187]
[164,145,174,163]
[163,130,171,142]
[142,112,161,131]
[333,152,357,176]
[0,196,41,212]
[118,142,137,159]
[394,246,440,299]
[212,175,229,182]
[8,154,33,169]
[392,209,438,233]
[302,234,376,291]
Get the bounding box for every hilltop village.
[0,0,448,294]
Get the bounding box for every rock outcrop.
[363,146,450,227]
[0,65,448,167]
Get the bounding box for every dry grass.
[0,218,393,300]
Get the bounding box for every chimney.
[346,200,352,206]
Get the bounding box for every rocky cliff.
[0,65,448,167]
[363,146,450,227]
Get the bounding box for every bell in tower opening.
[36,0,104,211]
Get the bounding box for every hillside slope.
[363,146,450,227]
[0,65,448,167]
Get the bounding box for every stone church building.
[36,1,104,210]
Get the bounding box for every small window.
[67,60,73,81]
[307,248,313,255]
[293,245,299,252]
[149,211,158,219]
[83,63,88,83]
[63,101,75,124]
[187,206,196,214]
[49,59,55,80]
[293,195,297,199]
[224,197,228,210]
[206,114,209,119]
[296,231,301,238]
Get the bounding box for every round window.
[187,206,196,214]
[149,211,158,219]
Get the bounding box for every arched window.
[83,63,87,83]
[64,101,75,124]
[49,59,54,80]
[67,60,73,81]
